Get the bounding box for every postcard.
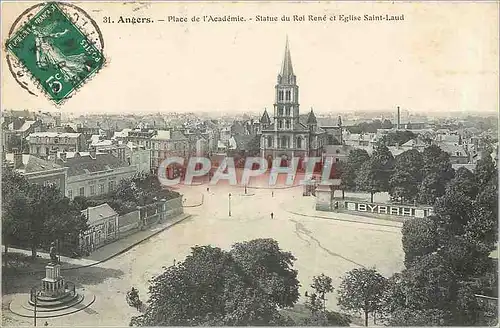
[1,1,498,327]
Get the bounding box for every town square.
[1,1,498,326]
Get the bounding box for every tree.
[381,119,393,129]
[356,145,394,203]
[1,166,88,258]
[434,189,474,236]
[445,166,478,199]
[341,149,370,192]
[401,216,438,267]
[1,166,31,254]
[474,153,497,189]
[417,145,454,205]
[131,239,300,326]
[356,161,379,203]
[389,149,423,203]
[44,196,89,255]
[337,268,388,326]
[380,130,415,147]
[229,238,300,308]
[305,274,334,315]
[381,252,483,326]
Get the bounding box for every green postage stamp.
[6,2,105,104]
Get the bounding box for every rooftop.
[82,203,118,224]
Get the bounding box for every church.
[259,37,326,168]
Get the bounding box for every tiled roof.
[58,153,130,176]
[29,132,81,138]
[18,120,36,132]
[151,130,171,140]
[170,130,188,141]
[232,135,256,150]
[82,203,117,224]
[5,154,64,173]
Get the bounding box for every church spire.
[280,36,294,77]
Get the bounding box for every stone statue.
[49,242,58,265]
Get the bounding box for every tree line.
[2,166,88,258]
[1,167,179,258]
[338,144,469,205]
[125,152,498,326]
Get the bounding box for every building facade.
[150,130,189,170]
[260,38,325,167]
[5,151,68,195]
[58,151,136,199]
[80,203,119,253]
[29,132,86,157]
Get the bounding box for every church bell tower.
[274,37,300,132]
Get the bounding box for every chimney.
[397,106,401,130]
[13,148,23,169]
[49,150,58,162]
[89,147,97,159]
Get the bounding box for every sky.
[1,1,499,115]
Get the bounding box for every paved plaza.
[3,184,404,326]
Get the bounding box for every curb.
[183,193,204,208]
[284,209,403,229]
[246,184,302,190]
[4,214,192,276]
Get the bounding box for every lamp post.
[228,193,232,217]
[33,289,42,326]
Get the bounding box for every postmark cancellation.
[5,2,105,105]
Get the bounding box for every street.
[4,185,404,326]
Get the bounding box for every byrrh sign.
[344,201,434,218]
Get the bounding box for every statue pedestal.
[41,264,65,297]
[315,184,333,211]
[315,180,342,212]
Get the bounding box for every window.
[285,90,291,101]
[90,185,96,196]
[297,137,302,149]
[107,221,115,235]
[286,107,291,116]
[281,136,288,148]
[278,107,283,116]
[267,136,272,147]
[108,181,115,191]
[278,90,284,101]
[285,120,290,129]
[278,121,283,129]
[68,189,73,199]
[79,187,85,197]
[99,184,105,195]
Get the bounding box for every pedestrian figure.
[44,321,49,326]
[270,212,274,219]
[207,187,210,192]
[271,191,274,197]
[173,259,176,266]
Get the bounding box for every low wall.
[117,197,184,235]
[341,200,434,218]
[118,210,141,235]
[165,197,183,217]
